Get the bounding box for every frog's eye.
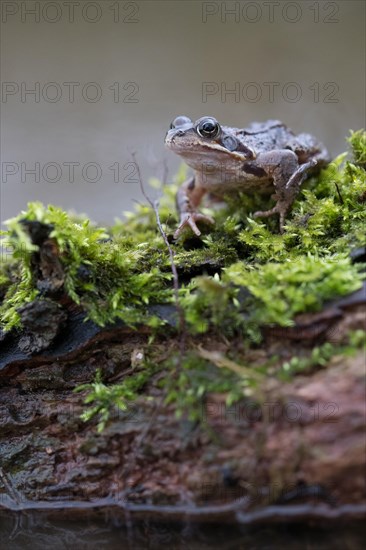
[170,116,192,129]
[196,117,221,139]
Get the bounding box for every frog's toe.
[174,213,215,239]
[174,214,201,238]
[186,216,202,237]
[253,206,279,219]
[193,213,215,226]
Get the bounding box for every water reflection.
[1,511,365,550]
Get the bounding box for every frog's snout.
[165,127,186,147]
[174,129,185,137]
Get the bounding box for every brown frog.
[165,116,330,237]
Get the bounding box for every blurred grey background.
[1,0,365,224]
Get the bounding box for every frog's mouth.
[191,142,249,161]
[165,131,249,161]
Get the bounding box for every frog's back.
[234,120,294,153]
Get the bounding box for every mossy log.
[1,133,366,525]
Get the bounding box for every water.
[1,511,365,550]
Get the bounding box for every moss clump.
[75,366,155,432]
[0,203,172,330]
[278,330,366,381]
[161,351,253,421]
[182,256,363,337]
[348,129,366,169]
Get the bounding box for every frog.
[165,116,330,237]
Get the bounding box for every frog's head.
[165,115,254,171]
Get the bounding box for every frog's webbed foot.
[174,212,215,239]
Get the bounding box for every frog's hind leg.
[253,150,316,233]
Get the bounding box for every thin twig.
[119,155,188,494]
[132,152,186,346]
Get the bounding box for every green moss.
[0,203,172,330]
[161,352,252,421]
[179,255,363,340]
[278,330,366,380]
[74,365,155,432]
[348,129,366,168]
[224,256,363,326]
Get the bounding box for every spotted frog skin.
[165,116,330,237]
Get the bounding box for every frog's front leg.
[175,176,215,238]
[253,150,317,233]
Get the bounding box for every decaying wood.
[0,295,365,525]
